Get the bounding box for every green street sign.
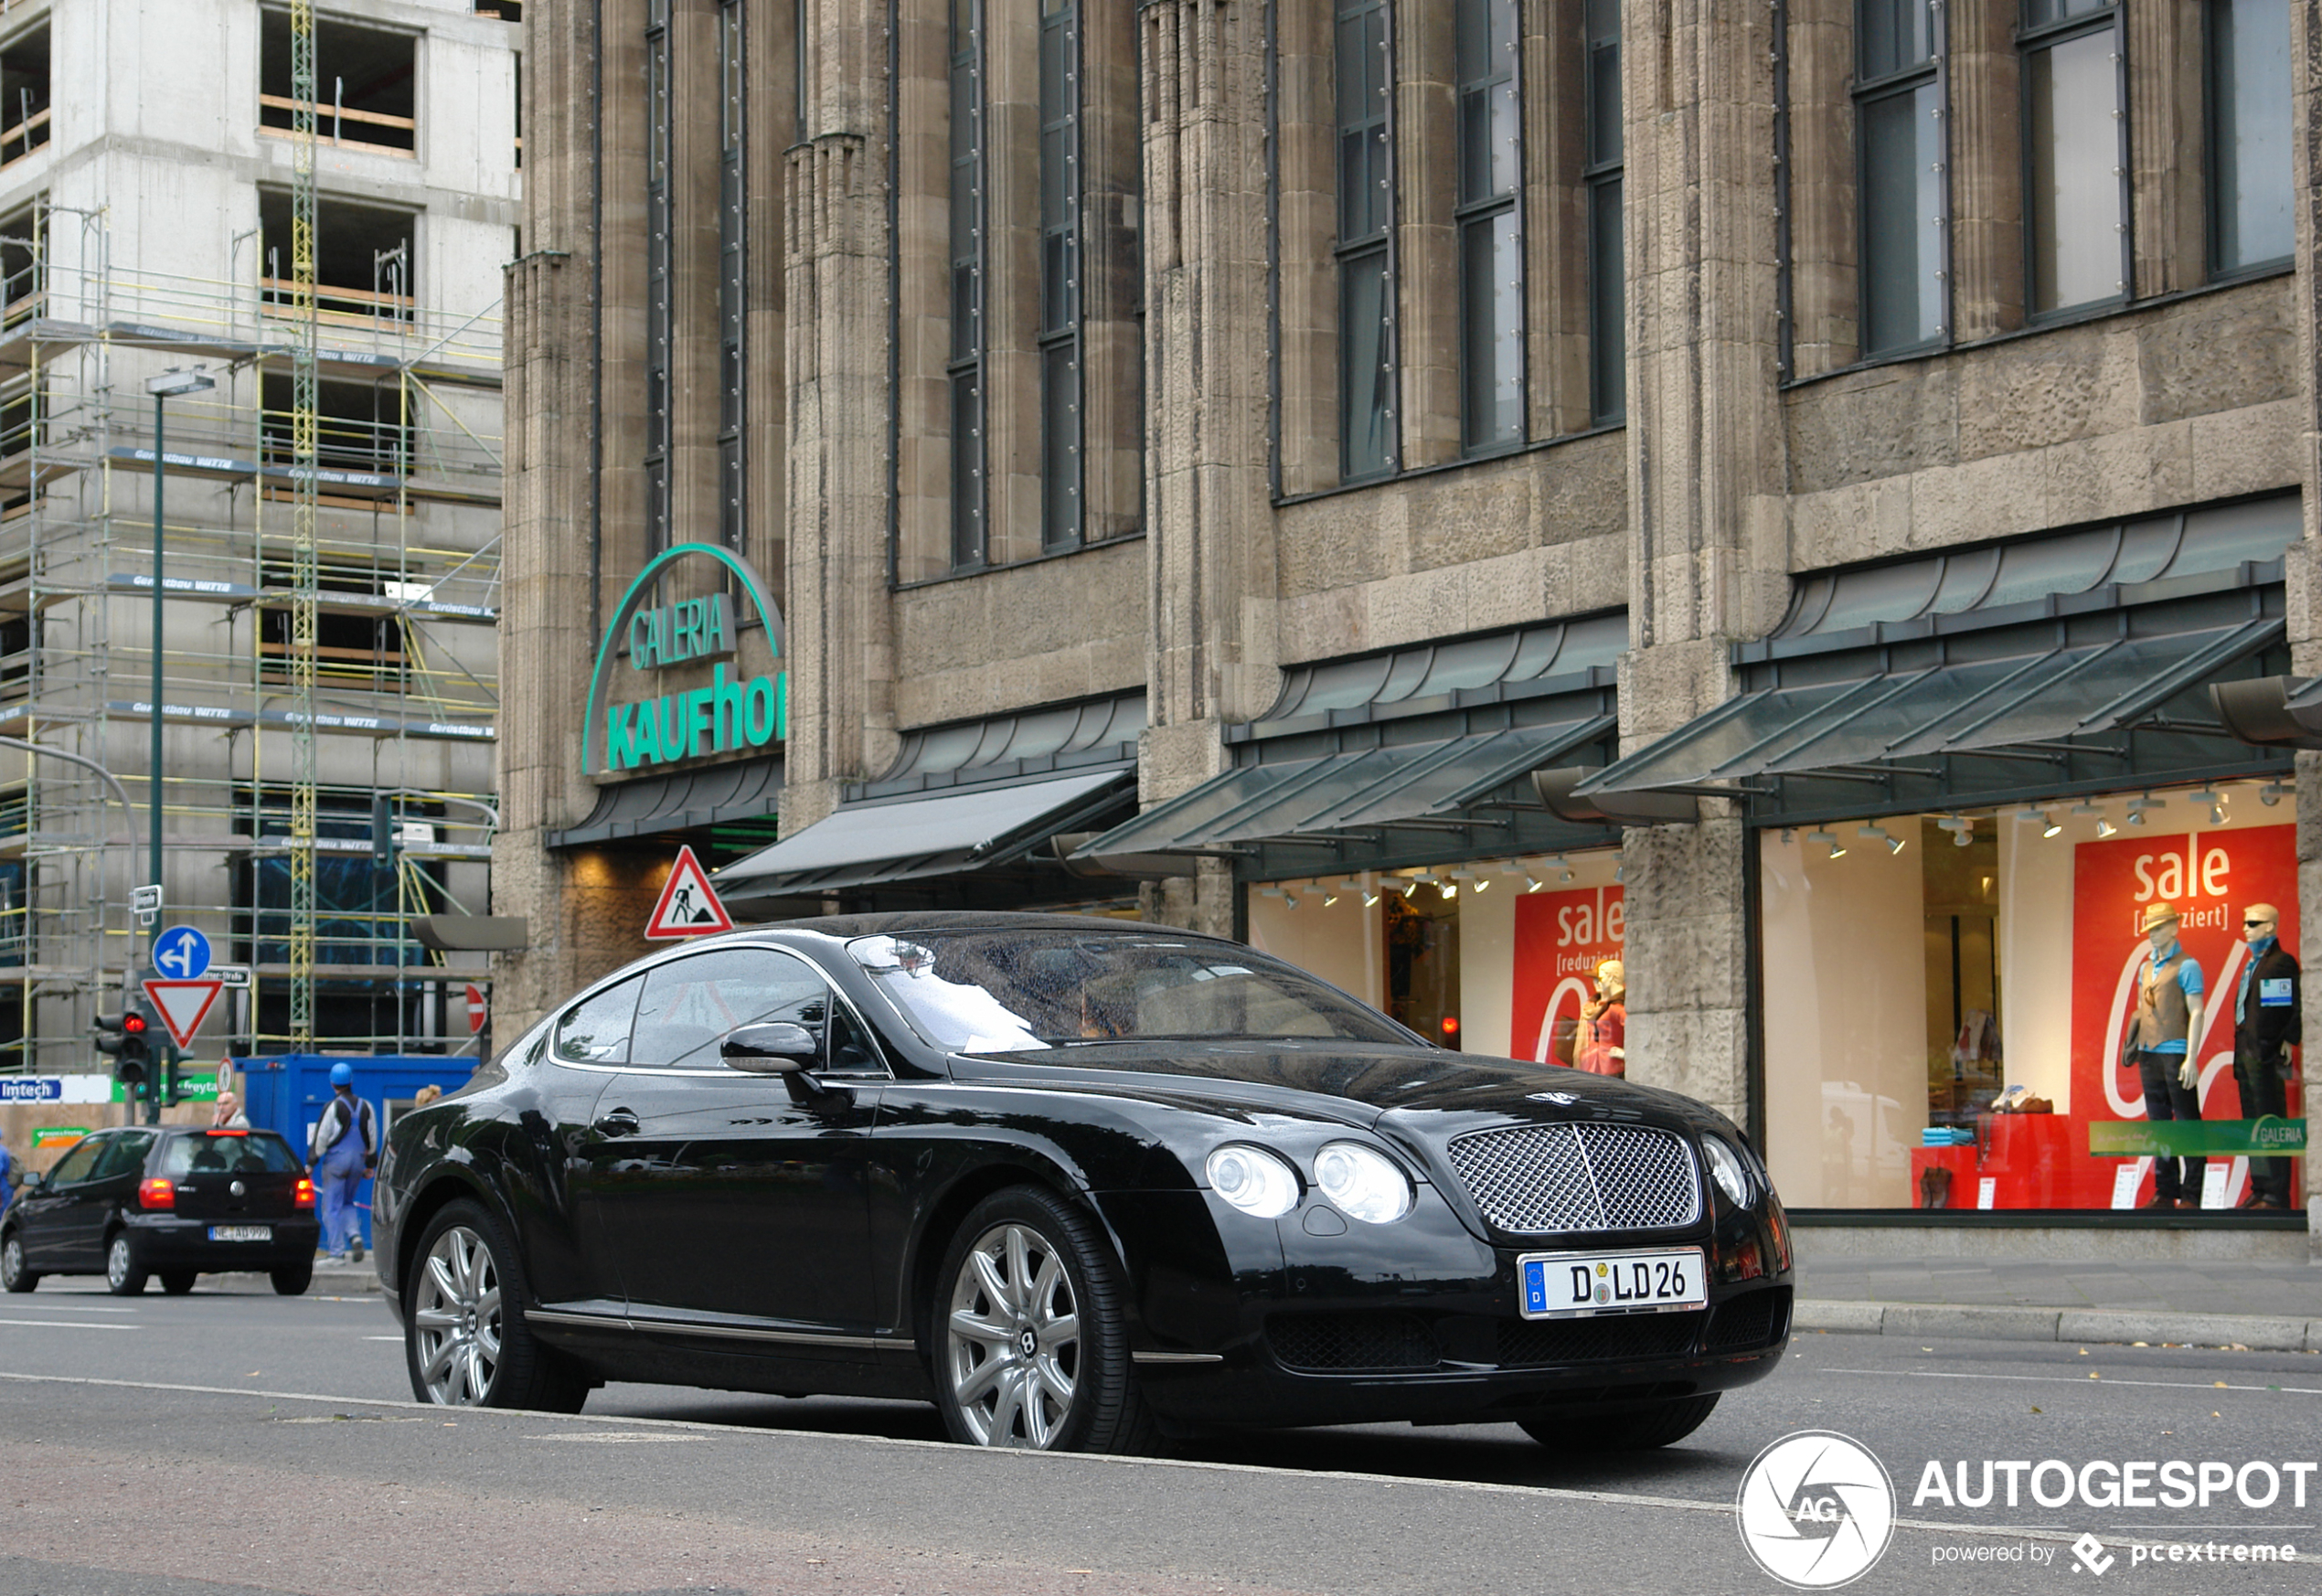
[2088,1117,2307,1158]
[31,1126,90,1149]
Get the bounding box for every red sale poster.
[2070,823,2299,1132]
[1511,886,1624,1065]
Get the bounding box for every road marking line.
[524,1431,705,1443]
[0,1367,2131,1550]
[1826,1367,2322,1397]
[1,1303,138,1314]
[0,1319,140,1331]
[361,1335,402,1342]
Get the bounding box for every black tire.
[104,1232,148,1296]
[930,1185,1157,1454]
[271,1261,314,1296]
[1519,1392,1720,1452]
[0,1231,37,1293]
[159,1271,197,1295]
[403,1197,587,1413]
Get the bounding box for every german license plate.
[1518,1247,1707,1319]
[208,1225,272,1243]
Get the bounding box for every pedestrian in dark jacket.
[2231,902,2300,1209]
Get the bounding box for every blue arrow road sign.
[152,924,211,981]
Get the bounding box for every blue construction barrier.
[236,1054,478,1250]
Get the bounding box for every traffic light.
[96,1006,154,1091]
[371,793,395,868]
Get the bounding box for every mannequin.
[2121,901,2206,1209]
[1575,959,1626,1077]
[2231,901,2299,1209]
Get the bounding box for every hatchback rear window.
[158,1132,302,1176]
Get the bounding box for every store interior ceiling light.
[2261,782,2286,807]
[1524,874,1543,893]
[1259,887,1288,900]
[1362,885,1383,907]
[1807,829,1846,860]
[2041,812,2063,839]
[1614,862,1627,883]
[2097,818,2119,837]
[1439,881,1458,899]
[1858,824,1905,856]
[1546,854,1574,884]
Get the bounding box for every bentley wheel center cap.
[1018,1328,1038,1360]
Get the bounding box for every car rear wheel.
[159,1271,197,1295]
[105,1234,148,1296]
[0,1233,37,1293]
[271,1261,313,1296]
[1518,1392,1720,1452]
[932,1186,1156,1454]
[404,1198,587,1413]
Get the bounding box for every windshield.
[845,931,1413,1053]
[158,1132,302,1176]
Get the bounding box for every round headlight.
[1206,1144,1301,1218]
[1313,1141,1413,1224]
[1702,1135,1752,1207]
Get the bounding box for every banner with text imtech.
[582,544,788,775]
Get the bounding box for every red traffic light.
[122,1013,147,1035]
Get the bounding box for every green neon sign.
[581,544,788,775]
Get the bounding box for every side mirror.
[18,1171,40,1191]
[720,1022,821,1074]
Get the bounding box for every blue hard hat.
[329,1062,354,1087]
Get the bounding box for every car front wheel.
[932,1186,1155,1454]
[105,1234,147,1296]
[403,1198,586,1413]
[0,1233,37,1293]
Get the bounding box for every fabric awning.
[1075,718,1612,858]
[713,767,1134,898]
[1578,617,2281,796]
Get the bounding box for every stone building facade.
[502,0,2320,1224]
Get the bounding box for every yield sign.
[142,978,225,1051]
[644,845,734,940]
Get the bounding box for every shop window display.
[1761,779,2305,1213]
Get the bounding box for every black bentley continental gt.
[374,913,1792,1452]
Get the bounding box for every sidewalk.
[1795,1252,2322,1351]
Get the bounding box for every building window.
[2022,0,2125,316]
[2208,0,2292,277]
[719,0,745,553]
[1455,0,1521,454]
[1337,0,1395,481]
[644,0,673,553]
[260,11,418,156]
[261,374,409,475]
[1856,0,1946,354]
[0,25,50,169]
[1583,0,1624,425]
[260,192,416,323]
[0,199,40,329]
[949,0,985,569]
[1039,0,1081,550]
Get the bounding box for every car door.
[591,944,883,1337]
[57,1131,154,1268]
[15,1135,104,1267]
[517,977,638,1312]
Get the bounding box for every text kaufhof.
[1913,1459,2318,1510]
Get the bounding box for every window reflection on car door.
[591,945,883,1341]
[18,1134,105,1268]
[61,1130,154,1269]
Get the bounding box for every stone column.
[782,0,900,835]
[1619,0,1792,1126]
[2285,0,2322,1249]
[1139,0,1278,934]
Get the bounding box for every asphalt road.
[2,1279,2319,1594]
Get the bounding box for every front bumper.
[122,1212,321,1270]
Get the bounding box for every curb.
[1795,1299,2322,1352]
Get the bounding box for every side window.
[630,945,840,1069]
[90,1132,155,1182]
[555,975,644,1064]
[825,1000,884,1074]
[43,1138,105,1186]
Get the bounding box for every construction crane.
[288,0,321,1049]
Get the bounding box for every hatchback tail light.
[293,1177,315,1210]
[137,1176,176,1210]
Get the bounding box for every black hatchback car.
[0,1125,320,1295]
[375,913,1793,1452]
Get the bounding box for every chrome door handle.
[593,1109,640,1138]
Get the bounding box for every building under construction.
[0,0,518,1072]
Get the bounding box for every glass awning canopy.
[1577,617,2281,797]
[1076,718,1612,859]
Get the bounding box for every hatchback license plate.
[1518,1247,1707,1319]
[208,1225,272,1243]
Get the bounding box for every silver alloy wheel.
[944,1220,1081,1448]
[410,1224,503,1405]
[105,1236,133,1291]
[1,1237,23,1288]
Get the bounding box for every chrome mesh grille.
[1446,1123,1701,1234]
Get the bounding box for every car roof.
[725,910,1236,944]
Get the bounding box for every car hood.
[948,1040,1703,1135]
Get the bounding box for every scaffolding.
[0,200,503,1072]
